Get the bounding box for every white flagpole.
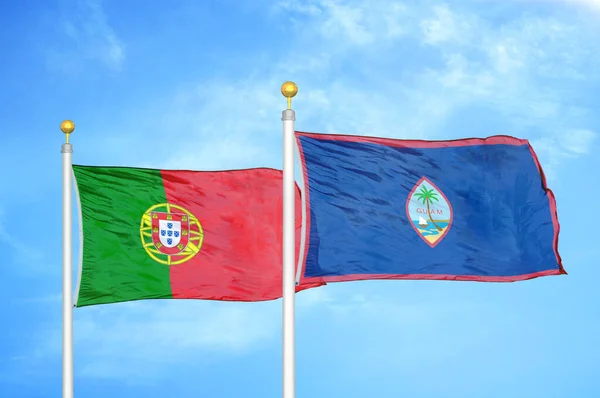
[61,120,75,398]
[281,81,298,398]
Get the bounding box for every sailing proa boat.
[418,216,428,228]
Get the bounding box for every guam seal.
[406,177,453,248]
[139,203,204,265]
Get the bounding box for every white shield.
[158,219,182,248]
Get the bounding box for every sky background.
[1,0,600,397]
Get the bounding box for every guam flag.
[295,132,565,284]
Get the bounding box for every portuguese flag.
[73,165,322,307]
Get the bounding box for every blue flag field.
[295,132,565,284]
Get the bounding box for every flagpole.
[61,120,75,398]
[281,81,298,398]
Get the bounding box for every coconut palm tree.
[414,185,443,231]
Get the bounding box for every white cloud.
[529,0,600,12]
[30,301,275,380]
[559,129,596,154]
[530,129,596,179]
[68,1,597,174]
[46,0,125,72]
[18,288,332,381]
[478,0,600,13]
[276,0,408,45]
[20,285,485,382]
[0,207,43,268]
[420,4,475,45]
[570,0,600,11]
[272,0,597,143]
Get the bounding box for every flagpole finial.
[281,81,298,110]
[60,120,75,144]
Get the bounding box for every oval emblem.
[406,177,453,248]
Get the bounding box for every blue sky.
[1,0,600,397]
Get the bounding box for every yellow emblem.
[139,203,204,265]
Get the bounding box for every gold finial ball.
[281,81,298,99]
[60,120,75,135]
